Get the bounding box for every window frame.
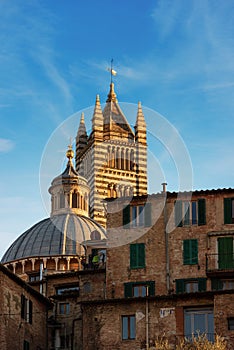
[184,308,214,342]
[124,281,155,298]
[122,315,136,340]
[176,278,206,294]
[21,295,33,324]
[175,199,206,227]
[58,302,70,315]
[123,203,151,228]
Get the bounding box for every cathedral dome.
[1,213,106,264]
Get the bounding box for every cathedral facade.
[75,83,147,227]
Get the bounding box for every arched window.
[60,193,65,208]
[126,149,130,170]
[121,149,125,170]
[72,192,78,208]
[130,150,134,170]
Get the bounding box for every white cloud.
[0,138,14,153]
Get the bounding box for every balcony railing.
[206,253,234,273]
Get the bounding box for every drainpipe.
[146,286,149,350]
[162,183,170,292]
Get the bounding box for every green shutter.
[218,237,234,269]
[176,279,185,294]
[123,204,131,228]
[130,244,137,268]
[148,281,155,296]
[138,243,145,268]
[191,239,198,264]
[183,239,198,265]
[198,278,207,292]
[124,283,133,297]
[224,198,232,224]
[211,279,223,291]
[183,240,190,264]
[144,203,152,227]
[175,200,183,227]
[198,199,206,225]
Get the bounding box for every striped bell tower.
[75,83,147,227]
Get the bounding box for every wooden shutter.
[218,237,233,269]
[123,205,130,228]
[124,283,133,297]
[198,199,206,225]
[21,295,26,319]
[175,200,183,227]
[183,240,190,264]
[211,279,223,291]
[176,279,185,294]
[148,281,155,296]
[144,203,152,227]
[198,278,207,292]
[130,244,137,268]
[183,239,198,265]
[224,198,232,224]
[138,243,145,268]
[29,300,33,324]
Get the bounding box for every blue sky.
[0,0,234,257]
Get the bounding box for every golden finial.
[66,142,74,160]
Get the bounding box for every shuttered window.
[174,199,206,227]
[122,203,152,228]
[124,281,155,297]
[176,278,207,294]
[224,198,234,224]
[130,243,145,269]
[183,239,198,265]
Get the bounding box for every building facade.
[0,264,51,350]
[1,83,234,349]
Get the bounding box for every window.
[124,281,155,297]
[211,279,234,291]
[123,203,151,228]
[183,239,198,265]
[29,273,40,282]
[224,198,234,224]
[59,303,70,315]
[175,199,206,227]
[24,340,30,350]
[176,278,206,294]
[218,237,234,269]
[228,317,234,330]
[130,243,145,269]
[83,282,92,293]
[56,285,79,295]
[21,295,32,324]
[184,308,214,342]
[122,315,136,340]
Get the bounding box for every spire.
[106,82,117,103]
[76,113,88,153]
[91,94,104,140]
[135,101,146,128]
[135,101,147,145]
